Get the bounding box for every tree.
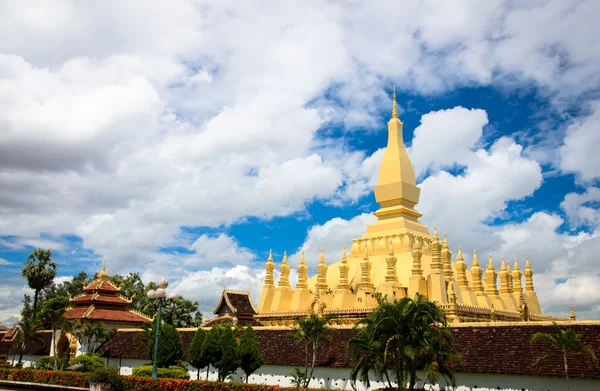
[78,322,111,354]
[38,297,69,370]
[13,316,42,365]
[201,325,224,380]
[348,295,458,391]
[160,297,203,328]
[238,326,263,383]
[531,322,598,391]
[289,313,333,388]
[41,271,89,303]
[189,328,210,380]
[215,326,239,381]
[22,249,57,320]
[148,324,183,368]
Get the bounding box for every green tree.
[238,326,263,383]
[78,322,111,354]
[215,326,239,381]
[201,325,224,380]
[20,295,34,323]
[348,295,458,391]
[531,322,598,391]
[188,328,210,380]
[13,316,42,365]
[38,297,69,370]
[290,313,333,388]
[148,324,183,368]
[21,249,57,320]
[160,296,203,328]
[41,271,89,302]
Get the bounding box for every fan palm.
[21,249,57,320]
[530,322,598,391]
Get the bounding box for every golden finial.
[282,251,288,264]
[525,256,531,269]
[342,244,348,264]
[388,240,395,256]
[268,249,273,262]
[570,300,576,321]
[501,256,506,271]
[392,85,398,119]
[433,225,439,240]
[487,253,494,269]
[514,258,520,270]
[98,260,109,279]
[443,232,448,245]
[472,249,480,267]
[320,247,325,264]
[456,245,463,261]
[300,249,306,265]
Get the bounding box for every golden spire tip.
[391,85,398,119]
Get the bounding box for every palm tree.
[531,322,598,391]
[21,249,57,320]
[289,313,333,388]
[13,317,43,365]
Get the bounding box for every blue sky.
[1,0,599,323]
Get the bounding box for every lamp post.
[146,278,178,379]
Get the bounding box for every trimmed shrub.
[36,356,53,370]
[132,365,189,379]
[68,353,105,372]
[238,325,263,382]
[87,365,123,390]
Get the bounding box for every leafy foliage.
[238,326,263,382]
[132,365,190,379]
[148,324,183,368]
[530,321,598,391]
[215,325,239,381]
[38,297,70,370]
[21,248,57,320]
[87,365,123,389]
[68,353,105,372]
[290,313,333,388]
[348,294,459,391]
[13,315,43,364]
[188,327,210,379]
[0,368,88,387]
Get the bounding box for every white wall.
[103,359,600,391]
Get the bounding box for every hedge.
[120,376,338,391]
[0,368,88,387]
[132,365,190,379]
[0,369,339,391]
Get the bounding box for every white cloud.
[559,102,600,181]
[0,257,12,265]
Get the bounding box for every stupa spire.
[316,247,329,293]
[359,244,373,291]
[512,259,523,292]
[570,300,576,321]
[392,85,398,119]
[98,260,109,280]
[278,252,290,288]
[485,254,499,296]
[471,249,484,294]
[455,245,469,289]
[411,236,423,276]
[442,232,454,280]
[296,250,308,289]
[337,245,350,291]
[264,250,275,287]
[499,256,510,294]
[366,85,427,236]
[524,256,535,292]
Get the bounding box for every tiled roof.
[70,294,130,306]
[83,279,120,292]
[99,323,600,379]
[0,331,52,356]
[0,325,8,331]
[64,306,151,323]
[213,290,257,318]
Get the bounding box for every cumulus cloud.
[559,102,600,181]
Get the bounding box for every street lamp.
[146,278,179,378]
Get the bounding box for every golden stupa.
[256,90,562,326]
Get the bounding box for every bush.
[87,365,123,390]
[36,356,53,370]
[0,368,88,387]
[132,365,189,379]
[69,353,105,372]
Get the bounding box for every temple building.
[257,91,561,326]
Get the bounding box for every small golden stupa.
[256,89,562,326]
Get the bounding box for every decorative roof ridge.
[83,305,95,318]
[223,289,252,295]
[128,309,152,321]
[223,292,237,313]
